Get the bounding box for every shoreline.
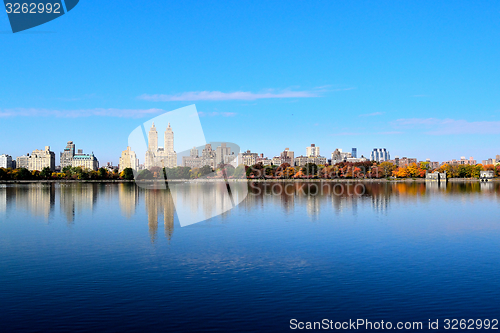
[0,178,497,184]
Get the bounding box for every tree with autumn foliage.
[376,161,396,178]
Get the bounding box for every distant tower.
[60,141,76,168]
[148,122,158,152]
[164,123,174,153]
[352,148,357,158]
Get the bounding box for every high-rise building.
[370,148,390,162]
[71,150,99,171]
[119,146,139,172]
[0,154,13,168]
[190,147,199,158]
[60,141,76,169]
[279,148,294,165]
[331,148,352,165]
[164,123,174,154]
[443,156,476,165]
[21,146,56,171]
[148,122,158,152]
[397,157,417,168]
[59,142,99,171]
[306,144,320,157]
[16,155,30,169]
[145,123,177,169]
[238,150,259,166]
[352,148,357,158]
[215,143,231,167]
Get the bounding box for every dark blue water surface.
[1,182,500,332]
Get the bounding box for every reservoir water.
[0,182,499,332]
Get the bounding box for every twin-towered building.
[144,122,177,169]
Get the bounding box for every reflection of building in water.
[14,184,55,220]
[144,189,175,242]
[480,181,494,192]
[0,186,6,213]
[60,184,96,223]
[426,181,446,193]
[176,183,234,222]
[118,184,139,218]
[306,196,320,219]
[370,193,390,215]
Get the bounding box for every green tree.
[98,168,108,179]
[121,168,135,180]
[419,161,430,170]
[200,165,212,176]
[16,168,32,180]
[137,169,153,180]
[232,164,246,179]
[302,163,318,177]
[378,161,397,178]
[40,167,52,179]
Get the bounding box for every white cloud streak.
[359,112,385,117]
[198,111,236,117]
[138,90,319,101]
[0,108,166,118]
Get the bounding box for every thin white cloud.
[330,131,401,136]
[376,131,402,135]
[330,132,364,136]
[138,90,319,101]
[198,111,236,117]
[393,118,500,135]
[0,108,165,118]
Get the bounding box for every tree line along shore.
[1,161,499,181]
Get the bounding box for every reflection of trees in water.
[173,182,239,223]
[2,181,499,233]
[246,181,500,217]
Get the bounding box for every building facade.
[16,155,30,169]
[238,150,259,166]
[443,156,476,165]
[119,146,139,172]
[71,149,99,170]
[306,144,320,157]
[0,154,13,169]
[20,146,56,171]
[370,148,390,162]
[60,141,76,169]
[395,157,417,168]
[331,149,353,165]
[59,142,99,171]
[145,122,177,169]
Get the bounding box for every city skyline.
[2,135,498,171]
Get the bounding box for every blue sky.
[1,1,500,164]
